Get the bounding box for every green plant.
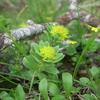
[0,84,25,100]
[73,25,100,79]
[22,24,78,94]
[39,72,74,100]
[0,16,10,33]
[75,66,100,99]
[1,2,100,99]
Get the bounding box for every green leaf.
[80,77,90,84]
[51,95,64,100]
[40,31,53,43]
[54,46,59,53]
[39,30,53,43]
[65,46,76,55]
[39,32,47,41]
[0,16,10,33]
[3,97,14,100]
[23,56,38,69]
[82,40,99,52]
[82,94,97,100]
[48,74,59,81]
[15,84,25,100]
[30,97,39,100]
[39,41,50,47]
[31,43,39,52]
[40,64,59,74]
[48,83,60,96]
[39,78,48,100]
[45,31,53,43]
[21,71,32,80]
[89,66,99,76]
[31,43,40,57]
[9,65,23,73]
[53,54,64,63]
[43,53,64,63]
[89,41,99,52]
[0,91,8,99]
[30,47,42,62]
[62,73,73,99]
[9,89,15,99]
[52,33,60,40]
[46,24,53,31]
[54,53,64,60]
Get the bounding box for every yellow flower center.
[68,41,77,44]
[40,46,55,59]
[50,25,69,41]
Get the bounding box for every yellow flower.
[46,17,53,21]
[89,25,100,32]
[19,24,28,28]
[40,46,55,59]
[50,11,54,14]
[68,41,77,44]
[50,25,69,41]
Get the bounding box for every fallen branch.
[0,20,57,51]
[0,0,100,51]
[57,0,100,27]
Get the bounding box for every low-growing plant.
[75,66,100,100]
[0,9,100,100]
[0,84,25,100]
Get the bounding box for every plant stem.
[29,58,44,94]
[73,31,99,79]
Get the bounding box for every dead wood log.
[0,20,57,51]
[57,0,100,27]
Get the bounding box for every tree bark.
[0,20,57,51]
